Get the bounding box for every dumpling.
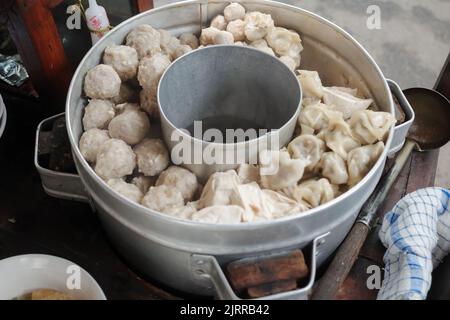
[284,178,336,208]
[318,152,349,185]
[197,170,241,208]
[264,189,310,219]
[244,11,274,41]
[125,24,161,59]
[279,56,296,72]
[82,99,115,130]
[349,110,396,145]
[347,142,384,186]
[296,70,324,99]
[237,163,260,184]
[79,129,110,163]
[179,33,199,49]
[224,3,246,22]
[231,182,307,222]
[107,178,143,203]
[318,117,361,160]
[328,86,358,96]
[108,104,150,145]
[323,87,373,119]
[266,27,303,59]
[137,53,171,90]
[95,139,136,180]
[287,134,325,171]
[84,64,121,99]
[141,185,184,213]
[156,166,199,201]
[299,124,315,136]
[133,138,170,176]
[226,19,246,41]
[298,103,343,133]
[103,45,139,81]
[259,149,310,190]
[191,205,244,224]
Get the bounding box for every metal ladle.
[312,87,450,300]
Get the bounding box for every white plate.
[0,254,106,300]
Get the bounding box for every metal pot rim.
[66,0,394,230]
[157,44,302,147]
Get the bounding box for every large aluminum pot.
[66,0,401,298]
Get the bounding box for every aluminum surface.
[158,45,301,181]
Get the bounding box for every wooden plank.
[406,149,440,193]
[226,249,308,291]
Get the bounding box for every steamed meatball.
[140,89,159,118]
[224,3,246,22]
[200,27,220,45]
[79,129,110,163]
[107,178,143,203]
[125,24,161,59]
[210,15,227,30]
[95,139,136,180]
[159,29,182,60]
[103,45,139,81]
[156,166,199,201]
[82,99,115,130]
[133,138,169,176]
[84,64,121,99]
[141,185,184,213]
[226,19,245,41]
[137,53,171,90]
[213,30,234,44]
[179,33,199,49]
[174,44,192,59]
[108,105,150,145]
[244,11,274,41]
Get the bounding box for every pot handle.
[191,233,329,300]
[34,113,92,204]
[386,79,415,156]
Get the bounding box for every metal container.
[60,0,412,298]
[158,45,302,182]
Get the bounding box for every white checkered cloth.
[377,187,450,300]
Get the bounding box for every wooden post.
[134,0,154,13]
[7,0,72,112]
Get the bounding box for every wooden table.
[0,52,448,298]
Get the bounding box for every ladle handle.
[311,139,416,300]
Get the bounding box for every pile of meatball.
[79,3,395,224]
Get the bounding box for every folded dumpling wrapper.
[323,86,373,119]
